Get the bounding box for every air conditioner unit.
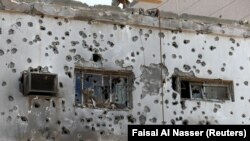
[22,72,58,96]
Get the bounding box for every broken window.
[172,76,234,102]
[75,67,134,109]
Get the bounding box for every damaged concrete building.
[0,0,250,140]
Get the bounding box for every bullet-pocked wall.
[0,3,250,141]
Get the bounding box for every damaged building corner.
[0,0,249,140]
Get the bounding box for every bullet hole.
[38,19,43,24]
[172,93,177,100]
[69,49,76,54]
[62,126,70,135]
[59,82,63,88]
[221,67,225,72]
[172,101,178,105]
[27,22,33,27]
[237,43,240,47]
[45,117,50,123]
[8,62,15,68]
[92,53,102,62]
[57,120,61,125]
[132,36,138,42]
[47,31,52,36]
[57,21,62,26]
[131,52,135,57]
[65,31,70,36]
[8,96,14,102]
[207,70,212,75]
[191,48,195,52]
[23,38,27,42]
[196,60,201,64]
[28,41,33,45]
[210,46,216,51]
[6,39,11,44]
[240,66,244,70]
[158,32,165,38]
[20,116,28,122]
[139,115,146,125]
[34,35,41,42]
[172,42,178,48]
[153,99,159,104]
[182,120,188,125]
[92,33,98,39]
[93,40,100,47]
[7,116,12,122]
[45,53,49,57]
[0,49,4,56]
[201,61,206,67]
[144,106,150,113]
[151,117,157,123]
[33,102,40,108]
[229,52,233,56]
[197,54,202,59]
[241,97,244,100]
[164,99,169,105]
[27,58,32,63]
[183,40,190,44]
[16,21,21,27]
[213,108,218,113]
[183,64,191,71]
[236,83,239,86]
[180,101,186,110]
[40,26,46,30]
[1,112,4,116]
[171,119,175,125]
[172,54,177,59]
[11,69,16,73]
[66,55,72,62]
[242,114,246,118]
[214,36,219,41]
[107,41,114,47]
[230,38,235,44]
[11,48,17,54]
[244,81,248,86]
[65,71,72,78]
[63,66,69,72]
[74,54,81,61]
[71,41,79,46]
[8,29,14,35]
[137,52,140,56]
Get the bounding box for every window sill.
[181,98,232,103]
[73,104,131,111]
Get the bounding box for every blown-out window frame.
[74,67,134,110]
[172,76,234,102]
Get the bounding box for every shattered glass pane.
[76,71,132,109]
[204,86,229,100]
[75,72,82,105]
[112,77,128,108]
[190,83,204,99]
[83,74,102,108]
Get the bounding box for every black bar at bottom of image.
[128,125,250,140]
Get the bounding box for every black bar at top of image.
[128,125,250,141]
